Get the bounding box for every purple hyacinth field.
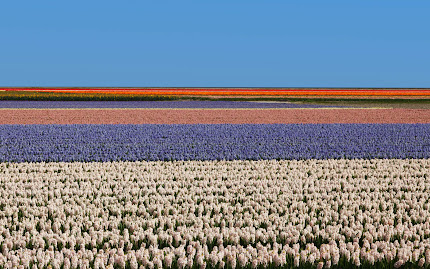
[0,100,347,109]
[1,101,430,269]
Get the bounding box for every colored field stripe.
[1,158,429,268]
[0,108,428,124]
[2,88,430,96]
[1,124,429,162]
[0,100,347,109]
[0,107,386,110]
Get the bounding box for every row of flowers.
[4,88,430,96]
[0,101,340,109]
[1,159,430,268]
[1,124,430,162]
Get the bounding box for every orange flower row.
[2,88,430,96]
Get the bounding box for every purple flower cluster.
[0,124,429,162]
[0,100,345,108]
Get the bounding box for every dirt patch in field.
[292,101,430,109]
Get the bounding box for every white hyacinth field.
[1,159,430,268]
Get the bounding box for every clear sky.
[1,1,429,87]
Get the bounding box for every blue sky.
[1,1,429,87]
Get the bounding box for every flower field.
[1,124,430,162]
[1,99,430,268]
[0,101,343,109]
[3,88,430,97]
[2,159,430,268]
[3,108,430,124]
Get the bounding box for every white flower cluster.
[1,159,430,268]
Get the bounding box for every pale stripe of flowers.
[0,159,430,268]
